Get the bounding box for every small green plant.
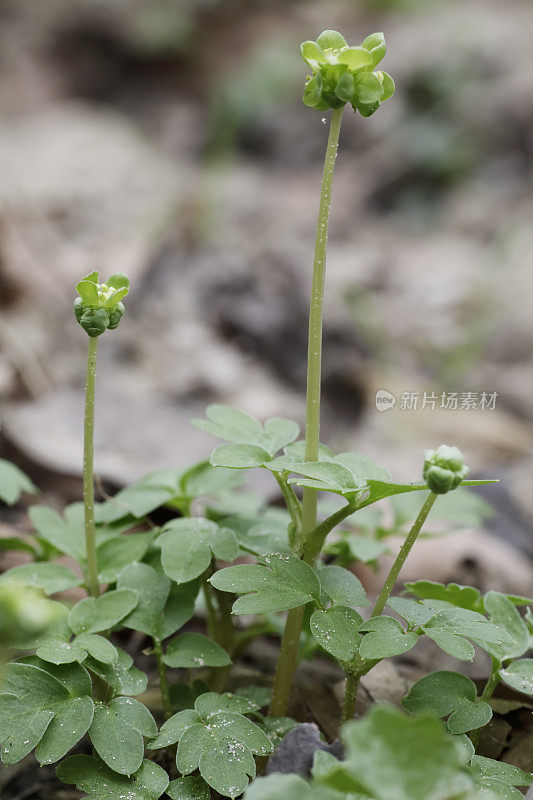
[0,28,531,800]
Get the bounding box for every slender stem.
[83,336,100,598]
[268,605,305,717]
[153,638,172,719]
[203,574,219,644]
[470,656,501,748]
[268,107,344,718]
[302,105,344,538]
[371,492,438,617]
[303,501,356,565]
[341,671,360,724]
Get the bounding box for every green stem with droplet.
[269,106,344,717]
[83,336,100,598]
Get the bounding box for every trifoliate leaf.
[310,605,362,662]
[421,607,512,660]
[160,691,272,800]
[320,705,474,800]
[0,459,37,505]
[89,697,157,776]
[500,659,533,695]
[210,553,321,614]
[69,589,138,635]
[0,660,93,765]
[57,755,169,800]
[402,671,492,734]
[159,518,238,584]
[0,562,82,595]
[317,565,368,607]
[358,616,419,659]
[84,647,147,696]
[163,633,231,669]
[192,406,299,457]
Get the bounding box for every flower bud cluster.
[301,30,395,116]
[423,445,469,494]
[73,270,130,337]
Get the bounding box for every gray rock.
[265,723,343,778]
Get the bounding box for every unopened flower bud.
[73,270,130,337]
[80,307,110,338]
[423,445,469,494]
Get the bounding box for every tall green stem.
[341,672,360,725]
[302,105,344,537]
[470,656,501,748]
[340,491,438,721]
[83,336,100,598]
[153,638,172,719]
[371,491,437,617]
[269,107,344,718]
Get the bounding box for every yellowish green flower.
[301,30,395,116]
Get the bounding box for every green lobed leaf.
[57,755,169,800]
[148,709,201,749]
[210,553,321,615]
[470,756,533,788]
[0,459,37,505]
[310,605,362,662]
[421,607,513,660]
[192,406,299,457]
[118,562,198,641]
[499,659,533,695]
[402,671,492,734]
[69,589,138,635]
[167,776,211,800]
[211,443,271,469]
[96,470,183,523]
[483,591,529,661]
[0,562,82,595]
[97,532,153,583]
[163,633,231,669]
[89,697,157,776]
[317,565,369,608]
[84,647,147,696]
[0,660,94,765]
[358,616,419,659]
[405,580,483,612]
[159,518,239,584]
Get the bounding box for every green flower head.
[423,444,470,494]
[301,30,395,116]
[74,270,129,337]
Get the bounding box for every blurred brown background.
[0,0,532,560]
